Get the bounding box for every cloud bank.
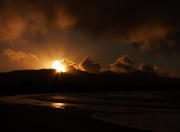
[110,55,137,73]
[110,55,171,77]
[79,57,102,73]
[0,0,179,52]
[2,48,38,62]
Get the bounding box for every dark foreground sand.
[0,102,151,132]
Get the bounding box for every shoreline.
[0,102,150,132]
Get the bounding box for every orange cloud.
[2,48,38,62]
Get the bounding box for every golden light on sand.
[51,60,66,73]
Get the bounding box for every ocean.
[0,90,180,132]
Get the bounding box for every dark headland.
[0,69,180,96]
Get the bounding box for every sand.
[0,102,151,132]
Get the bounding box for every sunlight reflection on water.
[0,95,69,110]
[51,103,66,109]
[1,92,180,132]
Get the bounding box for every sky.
[0,0,180,76]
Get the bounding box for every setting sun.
[51,60,66,73]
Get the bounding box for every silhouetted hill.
[0,69,180,95]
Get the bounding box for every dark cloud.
[0,0,179,53]
[138,63,171,77]
[61,0,180,53]
[0,0,76,43]
[110,55,137,73]
[79,57,102,73]
[138,63,156,74]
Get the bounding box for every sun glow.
[51,60,66,73]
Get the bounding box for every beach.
[0,91,180,132]
[0,102,149,132]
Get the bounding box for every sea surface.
[0,90,180,132]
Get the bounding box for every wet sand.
[0,102,151,132]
